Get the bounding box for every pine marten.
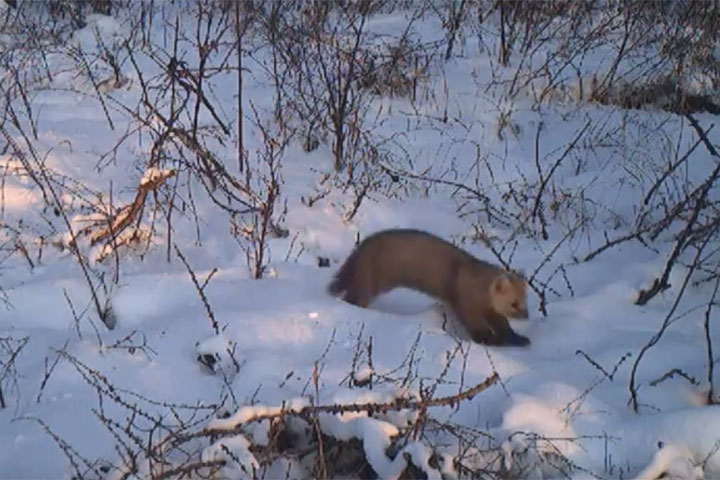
[327,229,530,347]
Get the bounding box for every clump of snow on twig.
[501,393,579,458]
[317,388,438,480]
[140,167,175,187]
[209,397,311,431]
[196,333,239,377]
[201,434,259,479]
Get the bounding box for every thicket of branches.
[1,0,720,478]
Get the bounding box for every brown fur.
[328,229,530,347]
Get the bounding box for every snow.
[1,3,720,480]
[632,443,703,480]
[501,392,581,459]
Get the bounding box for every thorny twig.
[173,243,220,335]
[636,114,720,306]
[704,273,720,404]
[629,234,712,412]
[163,372,500,451]
[0,336,29,409]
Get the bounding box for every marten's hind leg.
[342,266,375,308]
[343,288,372,308]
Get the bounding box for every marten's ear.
[494,274,510,293]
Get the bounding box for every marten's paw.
[504,330,530,347]
[469,328,530,347]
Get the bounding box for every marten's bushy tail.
[327,250,358,296]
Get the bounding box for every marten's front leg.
[486,310,530,346]
[467,311,529,347]
[452,297,529,347]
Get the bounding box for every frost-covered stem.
[444,0,468,60]
[636,114,720,306]
[243,102,286,279]
[0,336,29,409]
[598,4,636,95]
[629,235,711,412]
[173,244,220,335]
[328,2,369,173]
[343,177,370,222]
[267,1,283,124]
[704,274,720,404]
[156,373,499,462]
[36,340,71,405]
[28,416,103,479]
[642,135,704,207]
[367,335,374,389]
[8,62,39,140]
[498,0,509,66]
[248,148,277,280]
[252,205,270,279]
[531,119,591,240]
[192,1,208,140]
[582,227,652,263]
[235,0,244,173]
[73,46,114,131]
[151,460,226,480]
[173,372,500,448]
[157,16,182,263]
[0,124,112,329]
[379,161,501,221]
[311,361,328,479]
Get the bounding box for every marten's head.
[489,272,528,319]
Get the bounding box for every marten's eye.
[511,302,519,309]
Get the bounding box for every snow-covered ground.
[1,3,720,479]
